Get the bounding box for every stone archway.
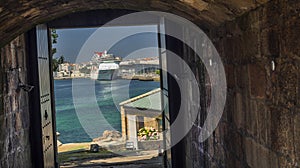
[1,0,300,168]
[0,0,268,47]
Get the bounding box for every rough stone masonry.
[0,0,299,167]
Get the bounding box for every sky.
[53,25,159,63]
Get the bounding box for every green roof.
[120,88,162,111]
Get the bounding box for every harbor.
[54,78,162,166]
[54,78,160,143]
[54,74,160,81]
[53,53,160,81]
[52,48,163,167]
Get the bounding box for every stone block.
[260,28,272,56]
[283,16,300,57]
[298,65,300,107]
[232,36,245,60]
[0,70,2,117]
[0,114,4,160]
[221,102,229,123]
[223,126,244,160]
[233,92,245,129]
[207,135,214,156]
[269,150,279,168]
[260,1,282,28]
[248,63,266,99]
[223,38,236,61]
[208,160,219,168]
[224,64,235,89]
[245,100,258,136]
[244,137,278,168]
[278,156,294,167]
[0,94,2,116]
[236,65,248,89]
[267,29,280,56]
[224,96,234,123]
[256,101,271,146]
[275,60,298,106]
[270,107,294,157]
[214,142,225,163]
[241,29,260,59]
[294,112,300,165]
[213,122,222,144]
[256,0,269,4]
[224,150,243,168]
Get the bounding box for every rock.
[57,140,63,147]
[93,130,122,142]
[90,144,100,152]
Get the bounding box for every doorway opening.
[51,24,166,167]
[28,9,209,168]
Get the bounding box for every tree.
[51,29,59,72]
[51,29,58,44]
[155,69,160,75]
[52,58,59,72]
[52,55,64,72]
[58,55,64,64]
[51,29,58,57]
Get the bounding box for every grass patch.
[58,142,91,153]
[58,150,117,163]
[65,144,88,151]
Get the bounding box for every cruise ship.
[90,51,121,80]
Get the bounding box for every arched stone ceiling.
[0,0,270,46]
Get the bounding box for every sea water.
[54,78,160,143]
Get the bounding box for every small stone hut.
[119,88,163,148]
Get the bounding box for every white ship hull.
[90,69,117,80]
[89,51,121,81]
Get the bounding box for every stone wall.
[190,0,300,167]
[0,35,32,167]
[0,0,270,47]
[138,140,163,150]
[0,0,298,167]
[144,117,159,130]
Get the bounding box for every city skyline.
[53,25,159,63]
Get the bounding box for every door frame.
[26,25,58,168]
[26,9,199,168]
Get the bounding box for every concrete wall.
[0,35,32,167]
[182,0,300,167]
[138,140,163,150]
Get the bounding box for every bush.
[137,127,158,140]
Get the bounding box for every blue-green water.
[54,79,160,143]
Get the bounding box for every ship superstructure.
[90,51,121,80]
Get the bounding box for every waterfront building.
[119,88,163,150]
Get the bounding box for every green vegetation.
[58,150,114,163]
[51,29,58,72]
[65,144,88,152]
[52,58,58,72]
[58,143,115,163]
[138,127,158,140]
[58,55,64,64]
[155,70,160,75]
[50,29,58,57]
[50,29,65,72]
[52,55,65,72]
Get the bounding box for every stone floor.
[60,150,163,168]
